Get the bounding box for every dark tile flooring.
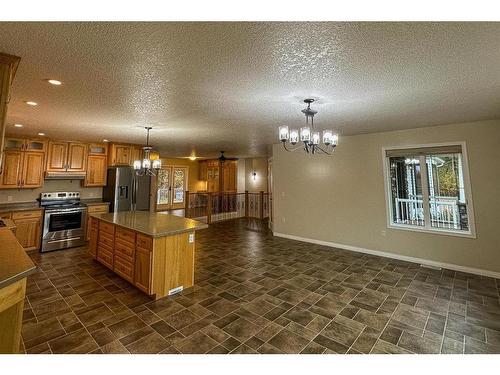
[20,218,500,354]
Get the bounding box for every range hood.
[44,171,86,180]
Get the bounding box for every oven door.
[43,208,87,243]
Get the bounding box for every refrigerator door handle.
[131,175,137,211]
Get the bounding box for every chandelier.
[133,127,162,176]
[278,99,338,155]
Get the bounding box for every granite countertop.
[91,211,208,237]
[0,201,42,214]
[0,228,36,289]
[81,199,111,206]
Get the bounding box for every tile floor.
[20,218,500,354]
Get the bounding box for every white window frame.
[382,141,476,238]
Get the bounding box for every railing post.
[207,192,212,224]
[244,190,249,218]
[259,191,264,219]
[184,191,190,218]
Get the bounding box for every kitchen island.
[88,211,208,300]
[0,227,36,353]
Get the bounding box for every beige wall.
[0,180,102,203]
[272,120,500,274]
[160,158,206,192]
[245,157,268,192]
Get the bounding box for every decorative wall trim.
[273,232,500,279]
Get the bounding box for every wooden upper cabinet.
[46,141,68,171]
[223,161,237,192]
[131,147,142,165]
[198,160,207,181]
[88,143,108,156]
[21,152,44,188]
[46,141,87,172]
[108,143,143,166]
[109,144,131,166]
[67,142,87,172]
[0,150,22,188]
[0,137,46,189]
[85,155,107,187]
[3,138,25,151]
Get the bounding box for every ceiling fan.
[218,151,238,163]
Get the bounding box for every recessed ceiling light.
[47,79,62,86]
[38,132,45,136]
[14,124,23,128]
[25,101,38,106]
[103,139,109,142]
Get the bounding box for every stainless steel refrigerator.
[103,167,152,212]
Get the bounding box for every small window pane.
[156,168,171,205]
[389,155,425,226]
[426,153,468,231]
[173,168,185,204]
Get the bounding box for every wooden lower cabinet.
[134,247,151,293]
[10,210,42,252]
[85,204,109,240]
[88,217,99,258]
[89,218,193,299]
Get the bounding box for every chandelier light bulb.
[289,129,299,145]
[300,127,311,142]
[142,158,151,169]
[322,130,333,145]
[332,134,339,146]
[312,131,320,145]
[152,159,162,170]
[133,160,142,170]
[278,125,289,141]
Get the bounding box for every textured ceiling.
[1,22,500,158]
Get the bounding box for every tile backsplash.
[0,180,102,203]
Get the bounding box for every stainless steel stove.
[40,191,87,252]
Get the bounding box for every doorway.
[155,166,188,211]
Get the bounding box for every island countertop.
[90,211,208,237]
[0,228,36,289]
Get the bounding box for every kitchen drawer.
[87,204,109,214]
[98,231,114,248]
[99,221,115,235]
[136,234,152,251]
[114,239,135,263]
[12,210,42,219]
[116,227,136,244]
[97,244,113,269]
[114,254,134,283]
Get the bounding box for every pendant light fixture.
[133,127,161,176]
[278,99,338,155]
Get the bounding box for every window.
[384,143,475,237]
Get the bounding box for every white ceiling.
[1,22,500,158]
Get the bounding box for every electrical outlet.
[168,286,183,296]
[381,230,386,237]
[7,195,13,202]
[188,233,194,243]
[281,217,286,223]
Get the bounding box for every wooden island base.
[88,214,203,300]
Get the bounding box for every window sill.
[388,223,476,239]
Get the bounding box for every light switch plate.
[189,233,194,243]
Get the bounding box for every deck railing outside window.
[395,195,461,229]
[184,191,270,223]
